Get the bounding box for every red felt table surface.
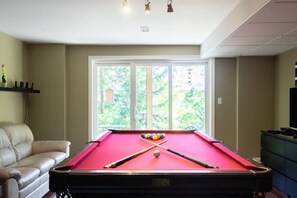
[67,131,255,171]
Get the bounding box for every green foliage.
[97,66,130,133]
[173,88,205,130]
[97,65,205,134]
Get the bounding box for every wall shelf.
[0,87,40,93]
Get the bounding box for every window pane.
[172,65,205,131]
[136,65,169,129]
[93,61,207,139]
[97,66,130,135]
[135,66,147,129]
[152,66,169,129]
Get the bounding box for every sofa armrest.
[32,141,71,157]
[0,168,21,182]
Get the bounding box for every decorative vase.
[2,65,8,87]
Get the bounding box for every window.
[89,57,213,140]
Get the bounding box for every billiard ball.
[153,149,160,158]
[152,133,158,140]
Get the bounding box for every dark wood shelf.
[0,87,40,93]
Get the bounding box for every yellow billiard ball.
[152,134,159,140]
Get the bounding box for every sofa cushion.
[8,157,55,175]
[0,129,16,167]
[15,167,40,189]
[32,140,71,158]
[3,124,34,161]
[26,152,67,165]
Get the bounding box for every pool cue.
[104,140,167,168]
[142,138,218,169]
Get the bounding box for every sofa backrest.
[0,128,16,167]
[2,124,34,161]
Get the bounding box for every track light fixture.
[167,0,173,13]
[145,0,151,13]
[122,0,173,13]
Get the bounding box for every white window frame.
[88,56,214,141]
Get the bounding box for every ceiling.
[207,0,297,58]
[0,0,296,58]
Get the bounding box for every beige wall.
[215,57,275,157]
[237,57,275,157]
[275,48,297,129]
[27,44,66,140]
[0,32,27,124]
[215,58,237,150]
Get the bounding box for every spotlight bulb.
[145,4,150,13]
[145,0,151,13]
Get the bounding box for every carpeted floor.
[265,188,288,198]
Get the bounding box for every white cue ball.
[153,149,160,158]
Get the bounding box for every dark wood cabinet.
[261,131,297,197]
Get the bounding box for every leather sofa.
[0,124,71,198]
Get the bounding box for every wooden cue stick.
[104,140,167,168]
[142,138,218,169]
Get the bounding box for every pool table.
[49,130,272,198]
